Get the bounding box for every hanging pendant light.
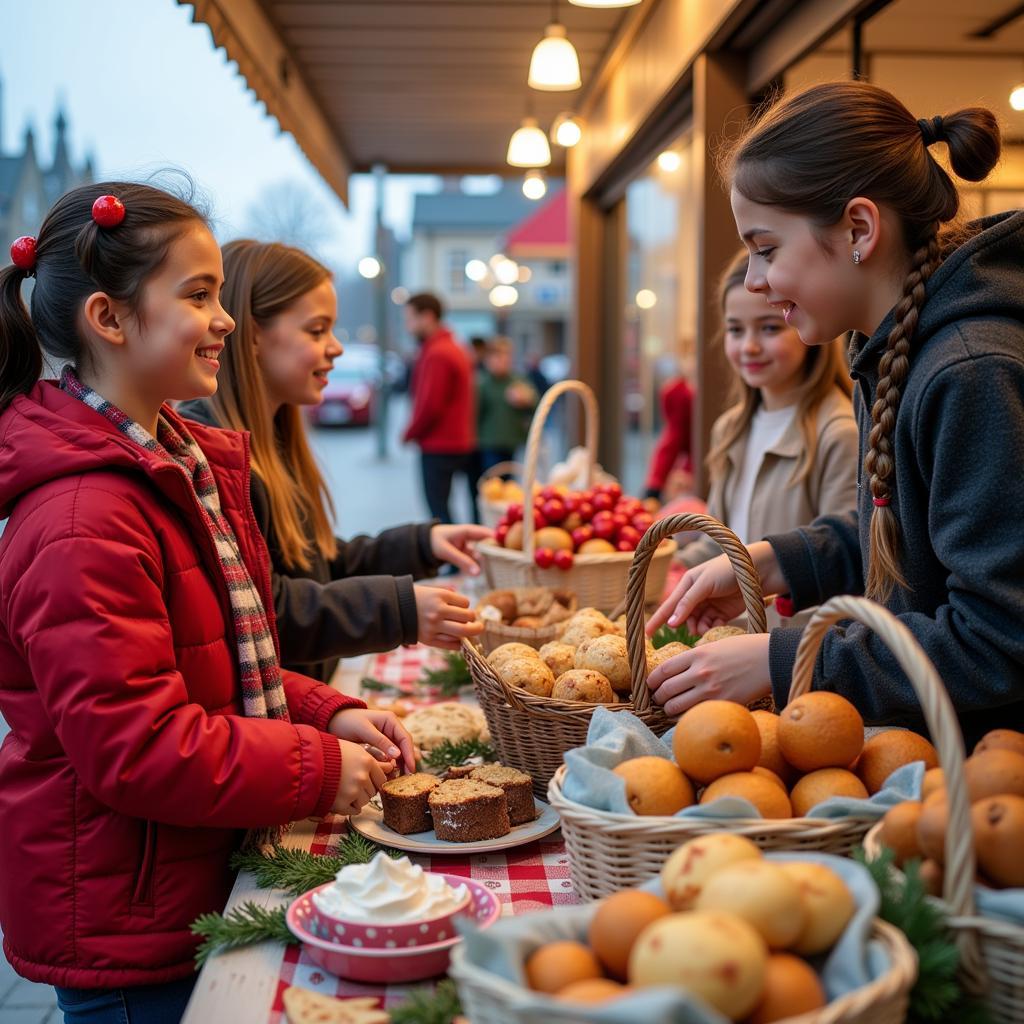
[528,1,582,91]
[523,169,548,200]
[551,111,584,147]
[568,0,641,7]
[1011,82,1024,111]
[507,117,551,167]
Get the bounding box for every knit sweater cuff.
[313,733,342,818]
[396,576,420,645]
[300,687,366,733]
[765,530,822,611]
[417,521,441,571]
[768,626,806,708]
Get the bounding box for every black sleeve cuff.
[396,575,419,645]
[768,626,807,707]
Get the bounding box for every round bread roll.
[561,618,613,648]
[647,641,690,672]
[488,642,541,671]
[696,625,746,646]
[479,590,517,623]
[552,669,615,703]
[500,657,555,697]
[539,641,577,677]
[575,634,631,693]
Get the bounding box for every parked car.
[307,362,378,427]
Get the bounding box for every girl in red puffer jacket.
[0,181,415,1024]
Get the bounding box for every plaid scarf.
[61,367,290,724]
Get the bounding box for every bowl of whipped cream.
[287,852,501,983]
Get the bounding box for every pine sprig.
[390,980,463,1024]
[422,651,472,696]
[422,738,496,771]
[229,835,400,898]
[360,675,402,694]
[191,901,295,967]
[856,848,991,1024]
[652,623,700,649]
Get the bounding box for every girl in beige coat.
[679,252,858,626]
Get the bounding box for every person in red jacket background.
[0,181,413,1024]
[644,375,696,502]
[402,292,479,523]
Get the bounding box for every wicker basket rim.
[477,536,677,564]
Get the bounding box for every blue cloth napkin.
[456,853,891,1024]
[562,707,924,819]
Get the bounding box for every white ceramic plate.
[349,797,561,854]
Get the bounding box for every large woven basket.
[549,595,894,900]
[450,916,916,1024]
[464,511,767,798]
[477,460,524,530]
[475,380,675,612]
[830,596,1024,1020]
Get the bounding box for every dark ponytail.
[0,178,207,411]
[0,265,43,409]
[725,82,1002,602]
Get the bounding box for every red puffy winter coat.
[403,328,476,453]
[0,382,362,988]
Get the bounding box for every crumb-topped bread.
[380,773,439,835]
[428,779,510,842]
[469,765,537,825]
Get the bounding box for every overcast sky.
[0,0,440,270]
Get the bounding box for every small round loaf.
[500,657,555,697]
[552,669,615,703]
[539,641,577,677]
[561,618,613,648]
[696,625,746,646]
[575,634,631,693]
[647,641,690,672]
[488,642,541,671]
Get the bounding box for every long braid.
[863,232,941,602]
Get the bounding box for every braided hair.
[724,82,1001,601]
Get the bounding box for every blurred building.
[0,83,93,243]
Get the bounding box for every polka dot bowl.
[286,876,501,984]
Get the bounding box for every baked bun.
[552,669,615,703]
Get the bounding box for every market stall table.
[181,644,581,1024]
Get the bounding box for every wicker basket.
[825,596,1024,1020]
[477,460,524,530]
[464,511,768,799]
[475,380,676,612]
[549,594,901,900]
[450,916,916,1024]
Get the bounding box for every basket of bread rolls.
[474,380,676,613]
[549,594,935,901]
[463,512,767,798]
[840,598,1024,1022]
[475,586,578,655]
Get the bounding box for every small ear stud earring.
[852,250,862,265]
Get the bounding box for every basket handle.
[790,595,982,976]
[626,512,768,712]
[522,381,599,555]
[479,460,523,485]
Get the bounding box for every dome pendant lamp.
[528,0,582,91]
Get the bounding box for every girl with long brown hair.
[648,81,1024,746]
[678,249,857,582]
[181,240,487,683]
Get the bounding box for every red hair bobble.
[872,496,891,507]
[10,236,37,273]
[92,194,126,228]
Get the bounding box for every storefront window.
[621,132,697,497]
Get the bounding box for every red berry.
[611,512,629,532]
[91,194,126,228]
[9,235,36,271]
[506,503,523,524]
[617,498,642,517]
[540,498,566,524]
[571,525,594,549]
[578,490,595,504]
[616,538,638,553]
[592,492,614,513]
[532,508,547,529]
[617,525,642,548]
[577,501,595,523]
[592,516,616,542]
[534,547,555,569]
[562,495,580,514]
[540,485,560,501]
[495,523,510,546]
[553,549,574,570]
[605,482,623,503]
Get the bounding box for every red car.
[307,363,377,427]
